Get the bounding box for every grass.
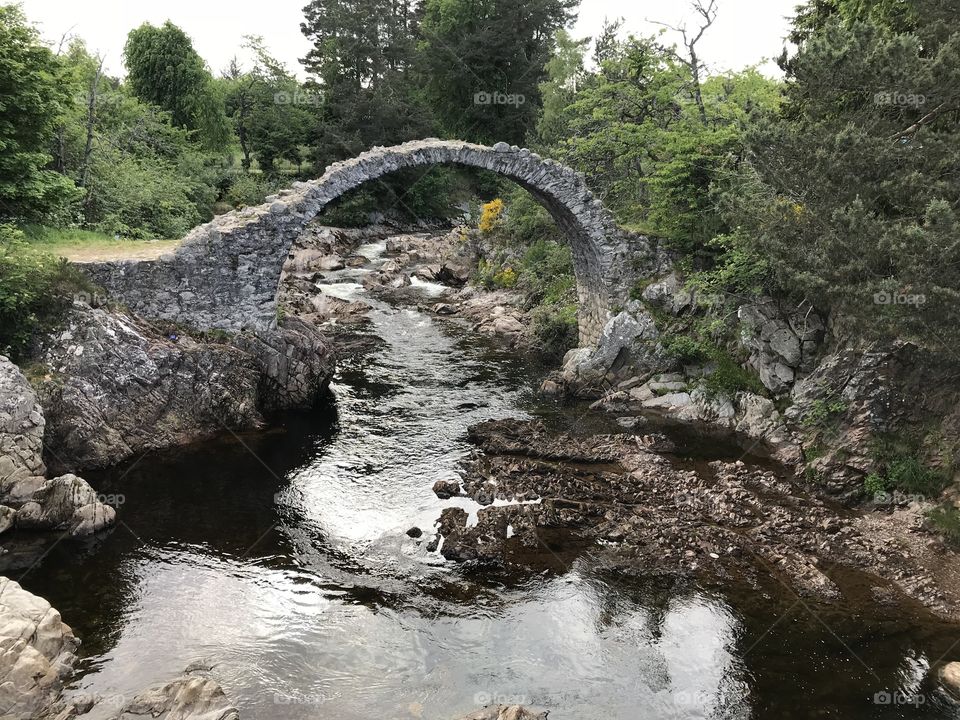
[927,505,960,547]
[20,225,181,263]
[863,455,949,500]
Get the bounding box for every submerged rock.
[0,577,78,719]
[102,670,240,720]
[455,705,548,720]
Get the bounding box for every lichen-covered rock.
[36,303,333,472]
[0,355,46,491]
[559,305,668,393]
[0,577,78,719]
[787,341,960,500]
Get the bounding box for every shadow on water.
[8,236,960,719]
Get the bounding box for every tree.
[0,5,80,222]
[54,40,217,237]
[123,21,230,149]
[223,37,313,173]
[417,0,577,145]
[650,0,717,125]
[300,0,431,166]
[722,10,960,343]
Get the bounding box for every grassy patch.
[659,330,765,397]
[20,225,179,262]
[702,353,766,396]
[863,456,949,500]
[927,505,960,547]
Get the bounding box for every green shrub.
[800,397,848,429]
[927,505,960,548]
[863,472,888,498]
[886,457,948,497]
[702,353,766,396]
[224,172,272,208]
[0,225,94,359]
[503,186,562,245]
[660,334,711,364]
[531,303,578,359]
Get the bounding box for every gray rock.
[455,705,548,720]
[940,662,960,698]
[37,304,333,471]
[0,356,46,491]
[15,474,116,536]
[560,309,665,392]
[738,298,824,394]
[103,670,239,720]
[0,506,14,535]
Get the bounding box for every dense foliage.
[0,6,81,223]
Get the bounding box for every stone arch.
[86,140,648,346]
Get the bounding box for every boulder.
[15,474,116,536]
[738,299,824,395]
[433,479,462,499]
[103,671,239,720]
[0,577,78,719]
[0,355,46,491]
[560,307,667,393]
[940,662,960,698]
[37,304,334,472]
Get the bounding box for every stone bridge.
[86,139,652,346]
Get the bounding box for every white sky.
[22,0,799,80]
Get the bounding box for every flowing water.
[9,237,960,719]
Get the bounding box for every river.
[10,236,960,719]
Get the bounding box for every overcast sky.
[22,0,800,79]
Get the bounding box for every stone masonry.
[83,139,649,346]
